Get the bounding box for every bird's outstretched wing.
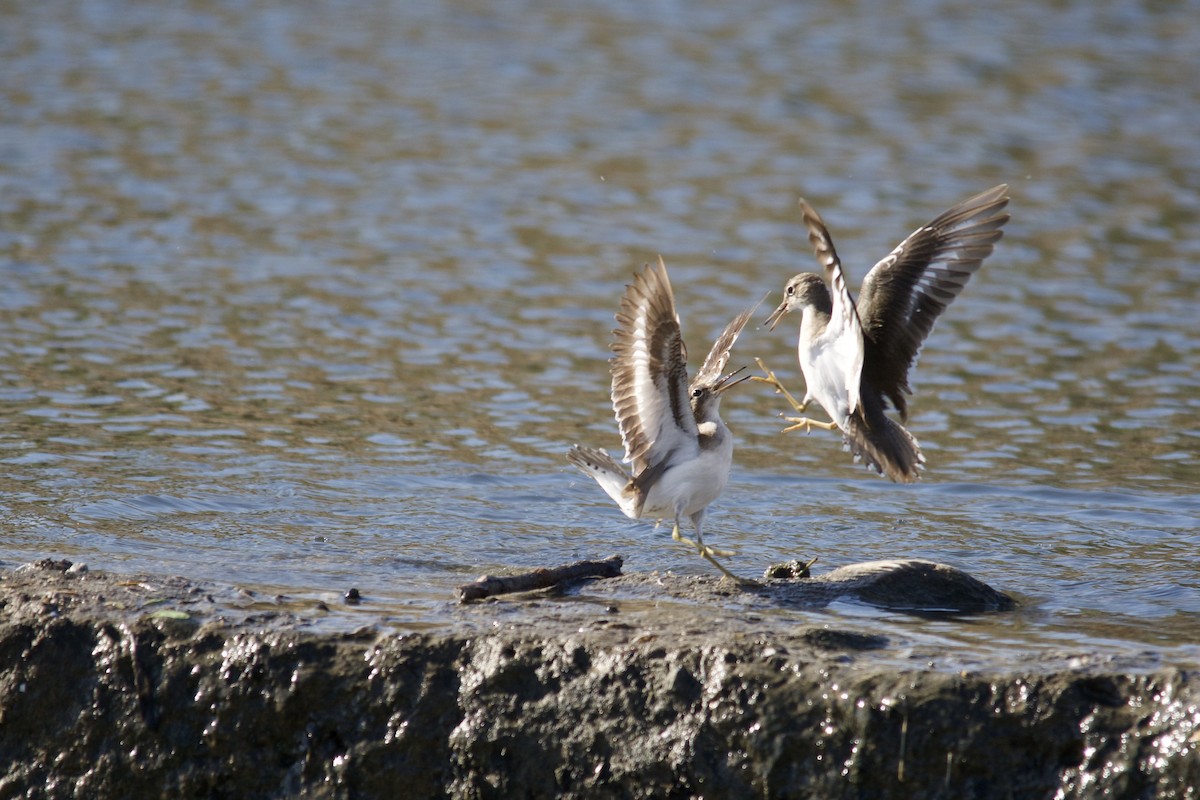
[692,298,761,391]
[610,257,697,473]
[856,185,1010,418]
[799,198,866,415]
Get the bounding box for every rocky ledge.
[0,558,1196,798]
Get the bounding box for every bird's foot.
[751,358,810,414]
[671,528,758,586]
[781,416,839,434]
[700,548,762,588]
[671,529,734,558]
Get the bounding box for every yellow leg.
[670,524,732,558]
[672,522,759,587]
[753,359,838,435]
[751,358,811,413]
[781,416,839,434]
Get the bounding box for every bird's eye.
[692,388,703,398]
[786,285,795,296]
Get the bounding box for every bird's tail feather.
[842,412,925,483]
[567,445,641,518]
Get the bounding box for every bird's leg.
[752,358,838,435]
[750,358,809,413]
[670,520,732,557]
[698,541,759,586]
[781,416,839,434]
[672,519,759,587]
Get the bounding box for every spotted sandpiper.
[568,257,758,581]
[757,185,1010,482]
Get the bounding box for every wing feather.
[609,257,697,473]
[692,298,761,390]
[857,185,1010,418]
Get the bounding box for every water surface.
[1,0,1198,668]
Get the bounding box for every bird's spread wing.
[692,297,761,390]
[857,185,1009,418]
[610,257,697,473]
[800,199,865,415]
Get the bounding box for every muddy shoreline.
[0,559,1196,798]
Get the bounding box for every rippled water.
[2,0,1197,666]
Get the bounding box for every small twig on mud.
[456,555,624,603]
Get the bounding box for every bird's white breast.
[799,311,858,429]
[639,430,732,521]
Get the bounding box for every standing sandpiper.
[758,185,1010,482]
[568,257,758,581]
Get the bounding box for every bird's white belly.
[799,335,854,429]
[639,443,732,521]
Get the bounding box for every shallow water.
[1,0,1198,668]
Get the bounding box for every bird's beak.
[713,366,752,395]
[764,300,789,330]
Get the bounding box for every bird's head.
[689,366,750,415]
[765,273,828,329]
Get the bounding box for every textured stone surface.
[0,560,1196,799]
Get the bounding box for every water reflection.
[1,0,1198,665]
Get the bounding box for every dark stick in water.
[456,555,624,602]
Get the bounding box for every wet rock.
[798,627,890,651]
[0,563,1195,799]
[764,558,1015,612]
